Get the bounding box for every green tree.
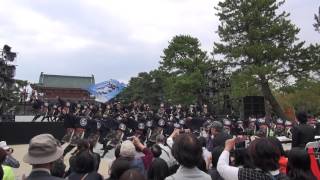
[314,6,320,33]
[160,35,210,105]
[277,79,320,115]
[214,0,317,120]
[117,70,169,107]
[0,79,27,115]
[230,69,261,98]
[163,70,204,105]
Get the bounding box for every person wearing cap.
[23,134,64,180]
[0,147,15,180]
[0,141,20,168]
[120,137,153,176]
[207,121,232,152]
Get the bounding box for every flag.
[87,79,126,102]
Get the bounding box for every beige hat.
[120,140,136,158]
[23,134,63,165]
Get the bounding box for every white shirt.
[158,143,177,167]
[167,137,174,148]
[217,150,281,180]
[217,150,239,180]
[202,147,212,168]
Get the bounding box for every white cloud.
[82,0,218,48]
[0,0,317,83]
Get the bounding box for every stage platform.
[1,116,114,179]
[0,121,64,145]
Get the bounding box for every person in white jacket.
[217,138,289,180]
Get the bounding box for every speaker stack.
[243,96,265,119]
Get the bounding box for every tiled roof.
[38,72,95,89]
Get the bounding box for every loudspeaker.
[243,96,265,119]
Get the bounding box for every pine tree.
[214,0,310,120]
[314,6,320,33]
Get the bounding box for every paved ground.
[8,116,116,179]
[10,142,114,180]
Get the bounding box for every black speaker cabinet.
[243,96,265,119]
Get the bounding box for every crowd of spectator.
[0,111,319,180]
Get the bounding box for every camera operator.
[207,121,232,152]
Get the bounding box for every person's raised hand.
[132,136,140,145]
[224,138,236,152]
[132,136,145,151]
[174,128,180,135]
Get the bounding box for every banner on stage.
[87,79,126,102]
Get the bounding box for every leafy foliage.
[0,79,27,114]
[213,0,318,119]
[160,35,211,105]
[118,35,213,106]
[276,79,320,115]
[314,6,320,33]
[117,70,169,107]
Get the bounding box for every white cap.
[120,140,136,158]
[0,141,10,150]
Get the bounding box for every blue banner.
[87,79,126,102]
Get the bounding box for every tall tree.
[214,0,314,120]
[117,70,169,107]
[277,78,320,115]
[160,35,210,105]
[314,6,320,33]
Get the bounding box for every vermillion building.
[32,72,95,101]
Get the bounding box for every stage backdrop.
[0,122,64,145]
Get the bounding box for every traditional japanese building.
[32,72,95,101]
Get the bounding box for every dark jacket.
[292,124,316,148]
[207,132,232,152]
[26,170,64,180]
[208,168,224,180]
[67,172,103,180]
[92,152,101,171]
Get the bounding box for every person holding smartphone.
[0,141,20,168]
[217,138,288,180]
[207,121,232,152]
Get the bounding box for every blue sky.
[0,0,318,83]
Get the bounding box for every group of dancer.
[29,98,314,157]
